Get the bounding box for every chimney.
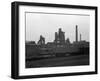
[80,34,81,41]
[76,25,78,42]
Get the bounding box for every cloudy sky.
[25,12,90,43]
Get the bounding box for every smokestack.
[76,25,78,42]
[55,32,58,43]
[80,34,81,41]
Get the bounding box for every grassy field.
[26,54,89,68]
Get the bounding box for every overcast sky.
[26,12,90,43]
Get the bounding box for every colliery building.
[26,25,89,58]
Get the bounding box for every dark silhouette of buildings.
[37,35,45,45]
[26,25,89,47]
[54,28,65,44]
[26,25,89,59]
[66,38,70,45]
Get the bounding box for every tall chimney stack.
[80,34,81,41]
[76,25,78,42]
